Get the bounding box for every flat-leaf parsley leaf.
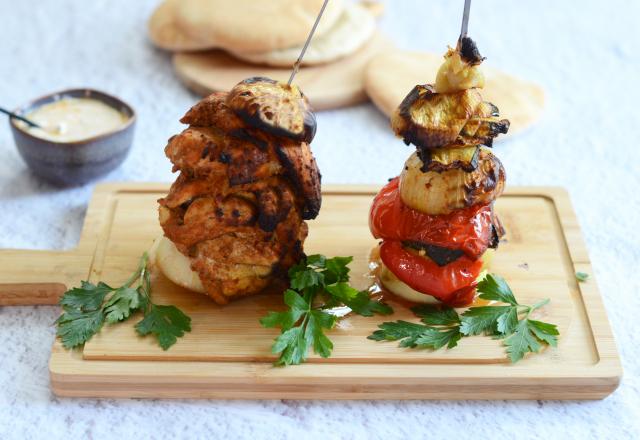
[369,273,559,363]
[55,253,191,350]
[261,255,392,366]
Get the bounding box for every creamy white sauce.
[19,98,128,142]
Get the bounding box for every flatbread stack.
[149,0,391,110]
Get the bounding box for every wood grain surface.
[0,184,621,399]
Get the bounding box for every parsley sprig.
[260,255,393,366]
[368,273,559,363]
[575,271,589,282]
[56,253,191,350]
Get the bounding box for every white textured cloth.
[0,0,638,438]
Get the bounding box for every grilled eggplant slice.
[403,241,465,266]
[399,149,505,215]
[489,210,506,249]
[418,146,479,173]
[458,117,510,148]
[392,85,509,150]
[227,77,316,143]
[458,36,485,65]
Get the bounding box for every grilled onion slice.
[150,236,206,294]
[399,149,505,215]
[435,37,485,93]
[227,77,316,143]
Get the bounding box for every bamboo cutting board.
[0,184,621,399]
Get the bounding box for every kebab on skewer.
[155,77,322,305]
[369,36,509,306]
[153,2,332,305]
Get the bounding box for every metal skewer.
[0,106,42,129]
[287,0,330,85]
[460,0,471,38]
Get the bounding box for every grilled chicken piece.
[180,92,245,133]
[189,205,306,305]
[276,141,322,219]
[164,127,321,210]
[160,175,304,249]
[158,78,321,304]
[160,178,307,305]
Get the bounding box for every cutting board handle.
[0,249,82,306]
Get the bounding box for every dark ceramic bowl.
[9,88,136,186]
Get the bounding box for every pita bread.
[230,3,376,67]
[175,0,345,53]
[148,0,213,51]
[365,51,545,137]
[173,32,393,110]
[360,1,385,18]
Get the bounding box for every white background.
[0,0,638,438]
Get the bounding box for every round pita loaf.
[173,32,393,110]
[360,1,385,18]
[148,0,213,51]
[365,51,545,137]
[175,0,345,53]
[230,3,376,67]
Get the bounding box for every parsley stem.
[530,298,550,311]
[525,298,550,318]
[122,253,148,288]
[121,270,140,288]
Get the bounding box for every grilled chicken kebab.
[158,77,322,305]
[369,37,508,306]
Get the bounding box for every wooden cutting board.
[173,32,393,110]
[0,184,621,399]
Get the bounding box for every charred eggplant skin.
[488,210,506,249]
[395,84,433,148]
[458,36,485,65]
[417,147,480,173]
[403,241,465,266]
[227,77,317,144]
